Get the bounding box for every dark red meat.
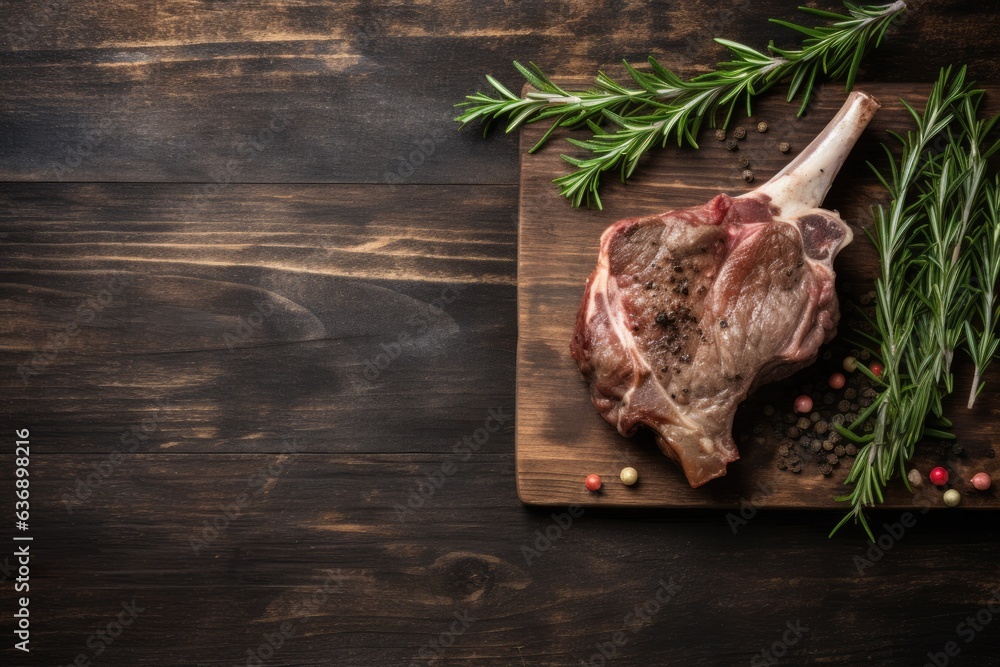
[570,92,881,487]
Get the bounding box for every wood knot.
[428,551,530,604]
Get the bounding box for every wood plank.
[2,0,999,183]
[516,82,1000,509]
[0,183,517,455]
[5,453,1000,666]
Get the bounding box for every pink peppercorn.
[870,362,884,378]
[794,395,813,414]
[929,467,949,486]
[972,472,992,491]
[585,474,602,492]
[828,373,846,390]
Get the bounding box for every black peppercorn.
[738,155,750,168]
[733,126,747,139]
[845,444,857,457]
[757,121,768,133]
[742,169,754,183]
[715,128,727,141]
[779,141,791,153]
[726,139,738,151]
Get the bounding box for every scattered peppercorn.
[820,463,833,476]
[757,121,768,133]
[797,417,811,431]
[823,392,835,405]
[779,141,790,153]
[788,427,801,439]
[620,467,639,486]
[822,441,834,452]
[585,474,602,491]
[950,443,964,456]
[828,373,846,390]
[972,472,992,491]
[794,395,813,414]
[726,139,738,151]
[834,445,846,457]
[870,362,884,378]
[907,469,923,487]
[843,356,858,372]
[738,155,750,168]
[844,387,857,400]
[742,169,754,183]
[810,441,822,453]
[845,444,857,457]
[763,405,775,416]
[826,454,840,465]
[814,421,828,435]
[943,489,961,507]
[733,126,747,139]
[778,445,790,456]
[838,399,851,412]
[929,467,949,486]
[715,128,727,141]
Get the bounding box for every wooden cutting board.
[516,81,1000,509]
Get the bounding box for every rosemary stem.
[968,368,982,410]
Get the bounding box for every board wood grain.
[516,82,1000,508]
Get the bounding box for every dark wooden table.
[2,2,999,665]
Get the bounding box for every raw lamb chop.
[570,91,880,487]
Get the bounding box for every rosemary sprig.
[965,175,1000,407]
[456,1,907,208]
[959,104,1000,407]
[831,66,997,537]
